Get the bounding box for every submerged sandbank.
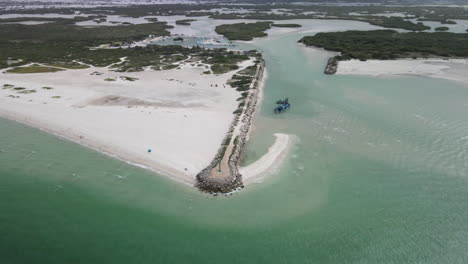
[337,59,468,84]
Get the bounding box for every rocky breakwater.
[324,56,338,74]
[297,37,338,75]
[196,58,265,194]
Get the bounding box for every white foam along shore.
[0,59,256,185]
[240,133,293,185]
[336,58,468,84]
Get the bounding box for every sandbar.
[336,58,468,84]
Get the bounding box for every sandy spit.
[240,133,294,185]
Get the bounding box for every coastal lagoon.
[2,19,468,263]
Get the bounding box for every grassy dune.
[7,65,65,74]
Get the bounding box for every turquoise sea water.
[2,22,468,263]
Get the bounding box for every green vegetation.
[441,20,456,25]
[205,52,249,74]
[272,24,302,28]
[0,15,105,25]
[42,87,53,90]
[204,53,249,65]
[215,22,272,41]
[210,13,429,31]
[0,7,264,78]
[3,84,14,89]
[175,19,196,25]
[162,54,187,63]
[94,18,107,24]
[46,62,90,69]
[435,27,450,32]
[51,96,61,99]
[107,46,249,73]
[6,64,64,74]
[4,4,468,31]
[3,3,454,20]
[120,76,138,81]
[161,64,178,70]
[0,22,171,43]
[299,30,468,61]
[237,65,257,76]
[17,89,36,94]
[144,17,158,22]
[0,21,172,69]
[227,62,259,92]
[0,18,251,74]
[211,64,239,75]
[229,75,253,91]
[222,60,260,117]
[418,18,457,25]
[358,17,430,31]
[203,4,468,31]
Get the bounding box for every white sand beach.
[337,59,468,84]
[0,61,255,184]
[240,133,294,184]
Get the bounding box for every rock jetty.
[196,58,265,194]
[324,57,338,74]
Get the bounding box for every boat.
[274,98,290,114]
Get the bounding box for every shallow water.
[1,20,468,263]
